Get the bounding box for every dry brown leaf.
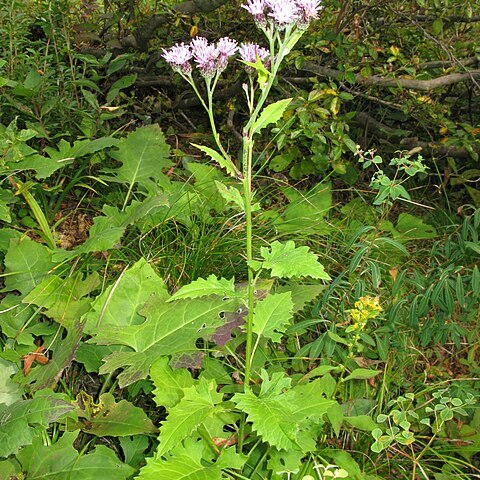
[22,345,49,376]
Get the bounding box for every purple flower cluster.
[162,37,238,78]
[238,42,270,72]
[242,0,321,29]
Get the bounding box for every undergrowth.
[0,1,479,480]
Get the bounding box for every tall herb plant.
[162,0,329,389]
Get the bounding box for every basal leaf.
[252,98,292,136]
[252,292,294,343]
[83,258,168,334]
[274,183,332,235]
[260,240,331,280]
[150,357,195,408]
[109,124,172,191]
[276,283,326,312]
[3,236,57,296]
[156,378,223,457]
[0,390,73,458]
[169,275,236,302]
[93,295,240,387]
[0,187,16,222]
[16,136,119,179]
[191,143,237,178]
[76,392,157,436]
[16,431,134,479]
[23,273,99,330]
[288,379,337,424]
[0,358,23,406]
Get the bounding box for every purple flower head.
[162,42,193,75]
[296,0,322,28]
[266,0,299,29]
[242,0,267,27]
[239,42,270,72]
[216,37,238,72]
[191,37,220,78]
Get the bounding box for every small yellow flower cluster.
[346,296,382,332]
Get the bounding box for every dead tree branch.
[301,61,480,91]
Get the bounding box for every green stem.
[188,74,243,178]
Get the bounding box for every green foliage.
[16,431,134,479]
[0,1,479,478]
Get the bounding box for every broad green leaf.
[16,136,119,178]
[343,368,381,382]
[260,240,331,280]
[60,198,169,257]
[0,458,21,478]
[109,124,172,191]
[3,236,57,296]
[23,272,99,330]
[16,324,85,391]
[16,431,134,479]
[393,213,437,242]
[93,295,240,387]
[156,378,222,457]
[0,358,22,406]
[252,98,292,136]
[107,74,137,103]
[119,435,150,470]
[83,258,168,334]
[288,379,337,424]
[0,187,16,222]
[75,344,117,373]
[139,439,240,480]
[252,292,294,342]
[0,390,73,458]
[151,357,195,408]
[169,275,235,302]
[192,143,238,178]
[75,392,157,436]
[0,227,21,252]
[327,401,344,436]
[186,161,227,213]
[70,208,127,256]
[233,372,299,451]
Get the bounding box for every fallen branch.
[301,61,480,91]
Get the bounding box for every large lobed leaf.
[0,390,73,458]
[155,378,223,457]
[138,439,244,480]
[259,240,331,280]
[3,236,57,296]
[16,431,134,479]
[252,292,294,343]
[91,293,241,387]
[108,124,172,191]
